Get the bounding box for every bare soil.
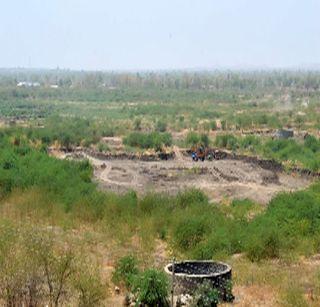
[86,153,311,205]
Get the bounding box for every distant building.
[50,84,59,89]
[17,82,40,88]
[274,129,294,139]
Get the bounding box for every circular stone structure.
[164,260,233,301]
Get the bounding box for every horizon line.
[1,66,320,74]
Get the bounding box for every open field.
[86,154,311,205]
[0,70,319,306]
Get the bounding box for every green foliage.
[123,131,172,151]
[172,182,320,260]
[97,142,110,152]
[186,132,210,147]
[224,280,234,302]
[139,193,171,215]
[213,134,320,172]
[230,199,257,221]
[240,135,261,150]
[0,135,106,218]
[191,281,219,307]
[210,121,217,130]
[261,138,320,171]
[174,217,208,250]
[220,120,227,130]
[245,184,320,260]
[156,119,167,132]
[133,269,169,306]
[304,135,320,152]
[200,134,210,147]
[31,116,103,148]
[245,228,281,262]
[112,255,139,290]
[186,131,200,146]
[1,128,320,268]
[133,118,142,131]
[214,134,238,150]
[1,71,320,139]
[177,188,208,208]
[2,70,320,304]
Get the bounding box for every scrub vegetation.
[0,69,320,305]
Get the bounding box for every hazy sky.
[1,0,319,70]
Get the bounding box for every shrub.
[101,126,115,137]
[221,120,226,130]
[240,135,261,149]
[156,120,167,132]
[210,121,217,130]
[97,142,110,152]
[139,193,170,214]
[214,134,238,150]
[230,199,257,221]
[196,229,235,259]
[0,139,101,214]
[200,134,210,147]
[0,225,105,307]
[133,118,142,130]
[177,188,208,208]
[191,281,219,307]
[304,135,319,152]
[224,280,234,302]
[174,217,208,250]
[246,228,281,262]
[112,255,139,290]
[133,269,169,306]
[123,132,172,151]
[73,263,106,307]
[186,131,200,146]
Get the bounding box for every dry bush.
[0,223,105,307]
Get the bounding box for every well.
[164,260,233,301]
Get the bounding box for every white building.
[17,81,40,87]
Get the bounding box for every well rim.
[164,260,231,278]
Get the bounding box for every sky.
[0,0,319,71]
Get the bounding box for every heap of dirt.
[83,149,175,161]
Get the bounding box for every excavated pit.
[53,148,313,204]
[165,260,233,301]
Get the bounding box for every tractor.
[191,146,227,161]
[191,146,207,161]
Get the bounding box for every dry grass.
[2,189,320,306]
[225,256,320,306]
